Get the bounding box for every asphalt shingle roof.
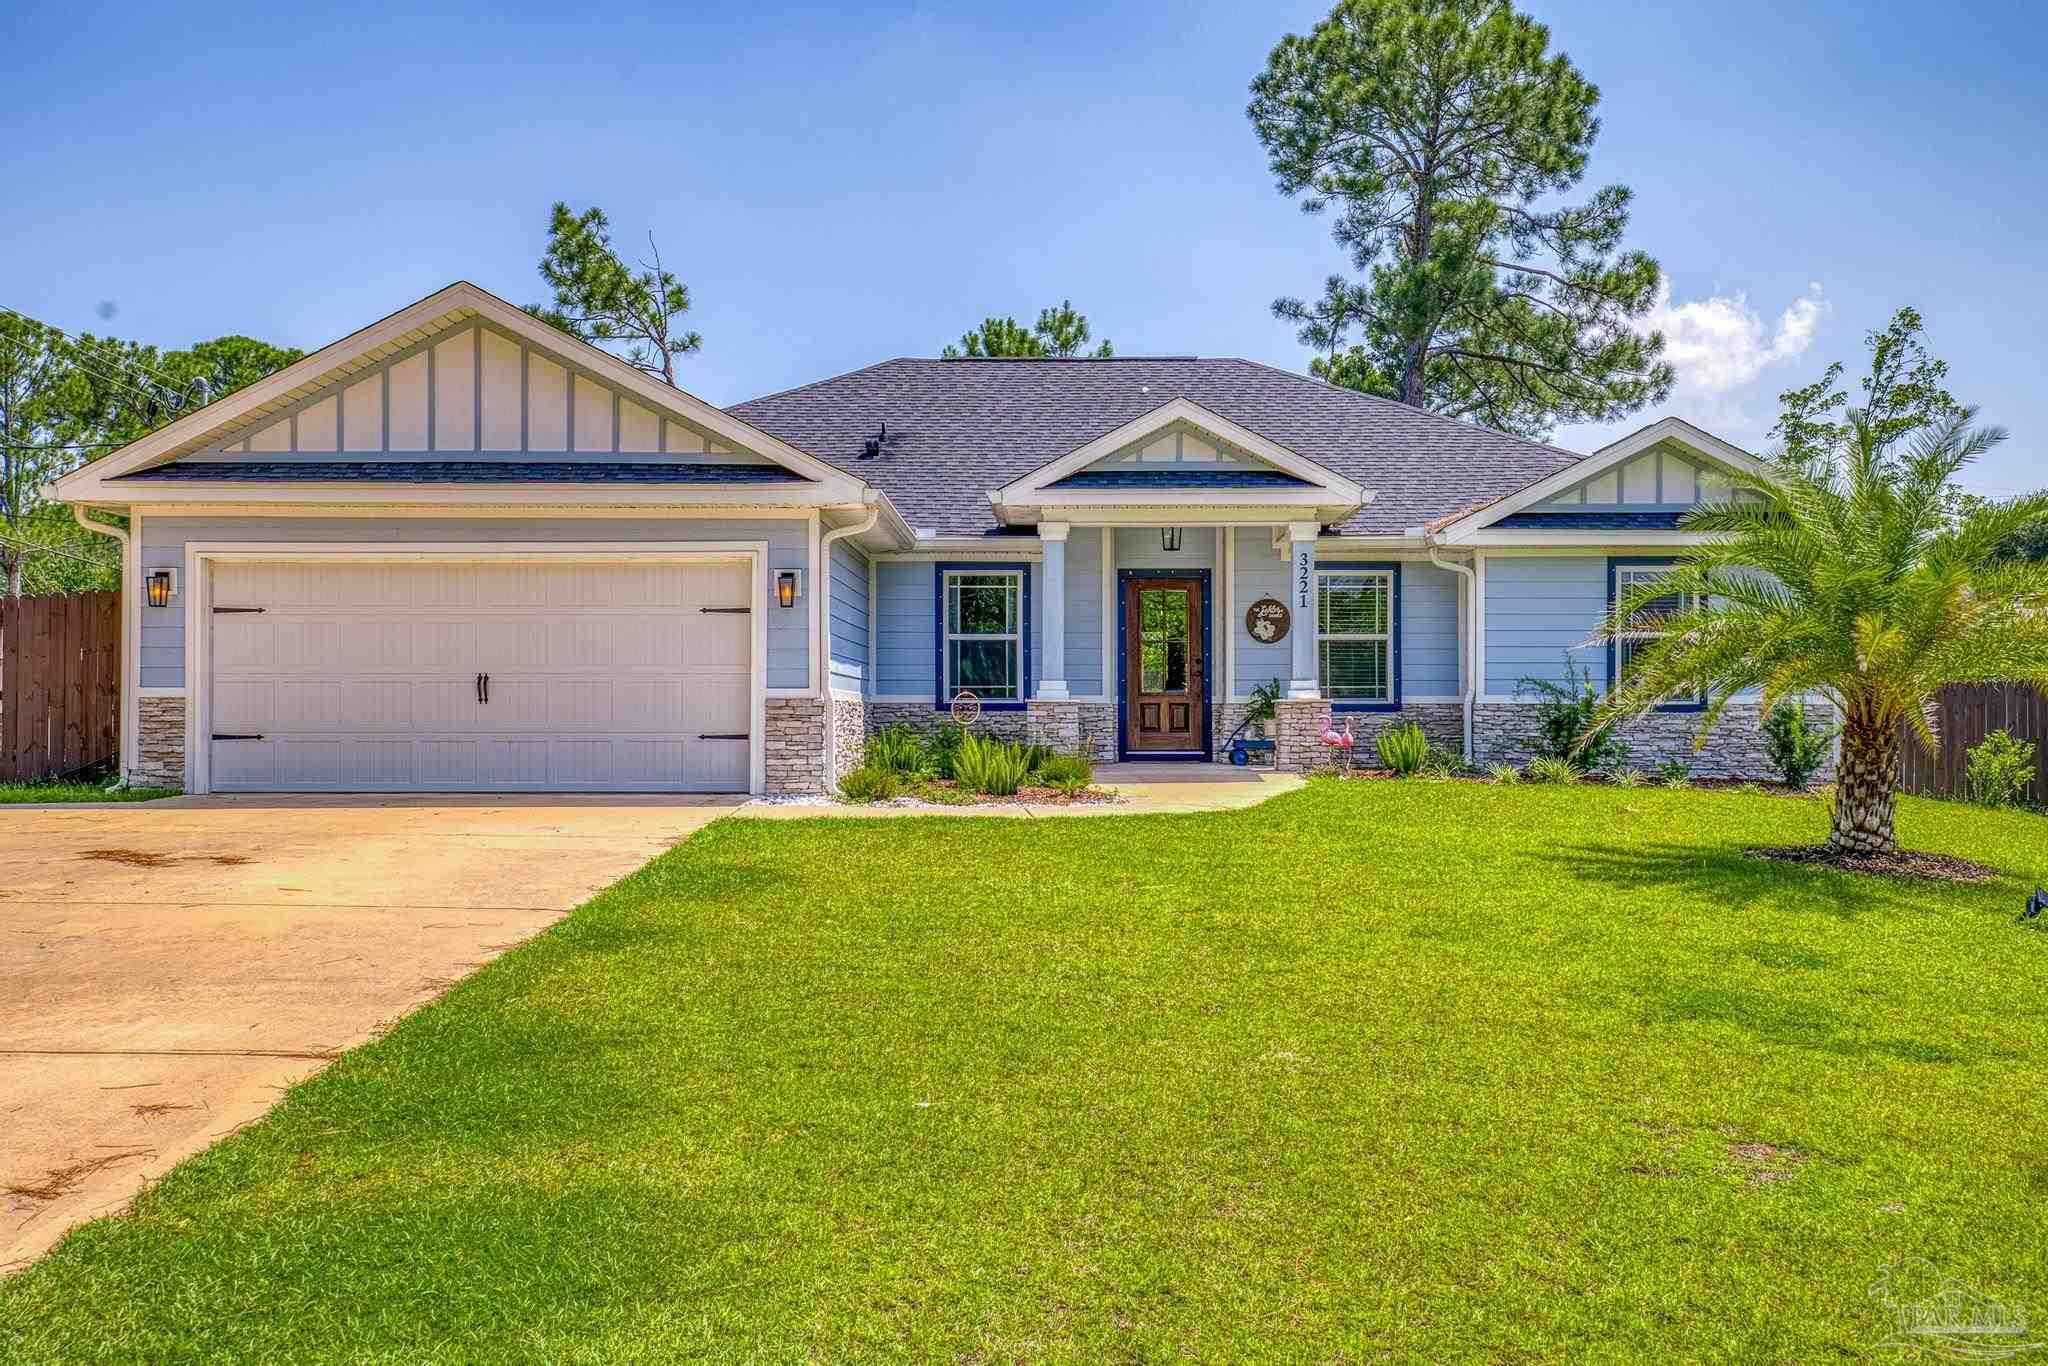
[115,460,808,485]
[727,357,1584,536]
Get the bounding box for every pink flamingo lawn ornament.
[1321,717,1356,772]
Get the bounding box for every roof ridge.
[730,356,920,409]
[1223,357,1586,463]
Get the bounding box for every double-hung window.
[1316,567,1395,706]
[941,567,1025,704]
[1611,561,1701,708]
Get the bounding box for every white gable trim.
[988,397,1367,524]
[52,281,866,505]
[1432,417,1768,544]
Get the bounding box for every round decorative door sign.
[1244,597,1292,644]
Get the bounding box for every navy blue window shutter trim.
[1314,560,1402,713]
[932,562,1031,711]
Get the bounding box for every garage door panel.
[343,741,416,788]
[208,558,757,792]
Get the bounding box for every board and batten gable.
[188,322,772,466]
[138,517,814,691]
[1083,423,1267,472]
[1529,438,1747,510]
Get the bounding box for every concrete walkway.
[0,794,736,1272]
[737,762,1304,820]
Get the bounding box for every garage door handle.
[212,733,264,741]
[698,733,748,740]
[482,672,490,705]
[700,606,751,614]
[212,606,265,614]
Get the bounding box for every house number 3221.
[1296,551,1312,608]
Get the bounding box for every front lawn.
[0,780,178,804]
[5,782,2046,1360]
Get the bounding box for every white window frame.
[1316,567,1394,706]
[1613,561,1702,707]
[942,568,1024,704]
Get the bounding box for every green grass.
[5,782,2047,1361]
[0,780,178,803]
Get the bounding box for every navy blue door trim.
[1116,568,1213,762]
[933,562,1032,712]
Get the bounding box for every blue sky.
[5,0,2042,493]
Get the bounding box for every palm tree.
[1594,411,2048,856]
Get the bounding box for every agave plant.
[1595,410,2048,855]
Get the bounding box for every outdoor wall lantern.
[1161,527,1183,552]
[775,568,803,609]
[145,568,178,608]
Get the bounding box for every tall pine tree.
[1250,0,1671,437]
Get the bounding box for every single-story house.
[54,281,1789,796]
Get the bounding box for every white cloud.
[1646,280,1828,398]
[1555,280,1830,453]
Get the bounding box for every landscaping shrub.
[837,765,902,803]
[1526,756,1583,785]
[1761,700,1836,788]
[1244,679,1283,737]
[1021,744,1055,777]
[1655,758,1692,788]
[1517,657,1628,774]
[1487,763,1522,784]
[1966,729,2037,809]
[866,723,927,776]
[953,733,1031,796]
[1038,753,1093,796]
[1614,768,1647,787]
[1375,721,1430,776]
[925,721,967,779]
[1421,743,1465,778]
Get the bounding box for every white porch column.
[1286,520,1320,699]
[1037,522,1069,699]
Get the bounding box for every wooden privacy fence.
[0,591,122,782]
[1898,683,2048,803]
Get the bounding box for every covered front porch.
[1014,517,1469,768]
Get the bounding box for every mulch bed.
[1745,845,1998,883]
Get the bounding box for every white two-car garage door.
[205,557,754,792]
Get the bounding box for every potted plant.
[1245,679,1282,739]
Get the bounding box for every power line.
[0,531,113,568]
[0,304,199,396]
[0,332,185,417]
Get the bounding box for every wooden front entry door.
[1123,576,1205,753]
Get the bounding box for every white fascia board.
[1460,530,1716,548]
[1433,416,1767,543]
[87,481,850,510]
[53,281,868,504]
[994,501,1359,529]
[990,396,1367,511]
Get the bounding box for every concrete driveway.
[0,793,735,1272]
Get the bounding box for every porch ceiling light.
[145,568,177,608]
[1161,527,1183,552]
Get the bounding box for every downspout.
[70,503,134,781]
[817,497,882,792]
[1426,537,1477,763]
